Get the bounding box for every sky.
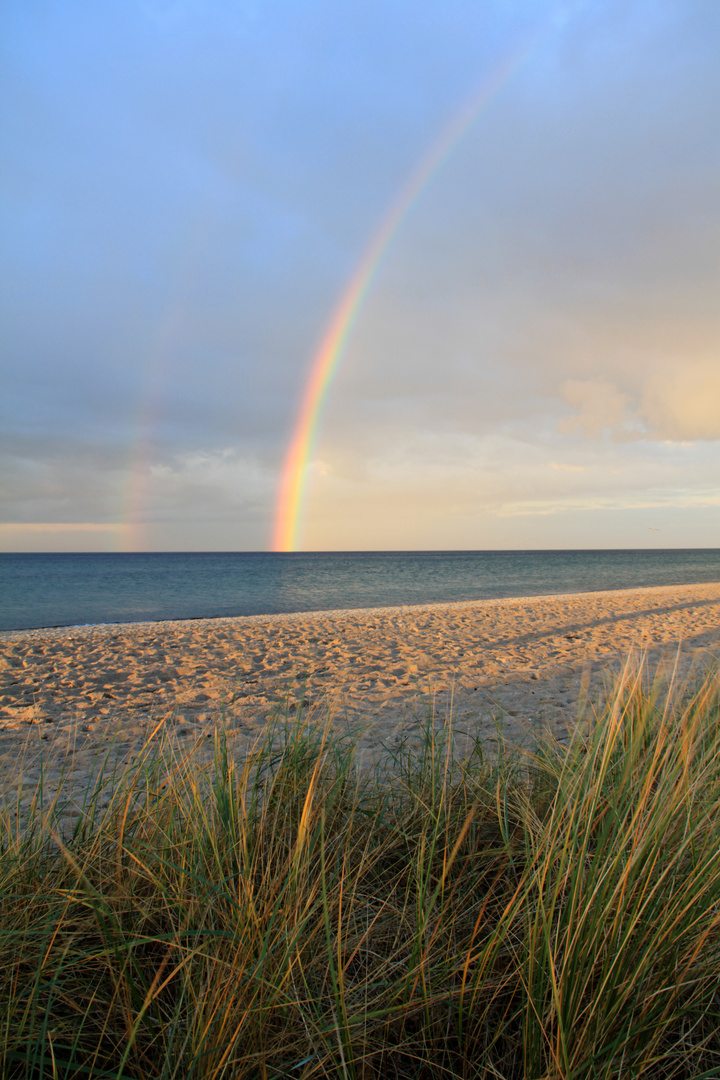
[1,0,718,552]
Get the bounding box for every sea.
[1,549,719,633]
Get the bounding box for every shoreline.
[2,580,720,797]
[3,578,720,641]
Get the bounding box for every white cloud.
[298,429,719,548]
[641,360,720,440]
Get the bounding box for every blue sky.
[1,0,718,550]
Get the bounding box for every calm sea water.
[1,550,719,632]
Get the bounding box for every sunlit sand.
[1,581,719,799]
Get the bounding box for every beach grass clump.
[2,661,720,1078]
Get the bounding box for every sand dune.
[1,581,720,798]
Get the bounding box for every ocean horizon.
[2,549,719,633]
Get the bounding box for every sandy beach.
[2,580,720,798]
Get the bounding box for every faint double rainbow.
[271,33,547,552]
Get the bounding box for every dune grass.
[2,659,720,1078]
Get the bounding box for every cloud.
[144,449,275,520]
[558,379,632,438]
[0,435,276,550]
[297,428,720,549]
[0,522,123,554]
[641,361,720,440]
[1,0,719,549]
[555,363,720,444]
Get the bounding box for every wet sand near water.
[2,581,720,808]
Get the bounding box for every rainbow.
[271,36,545,552]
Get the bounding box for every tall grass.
[2,659,720,1078]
